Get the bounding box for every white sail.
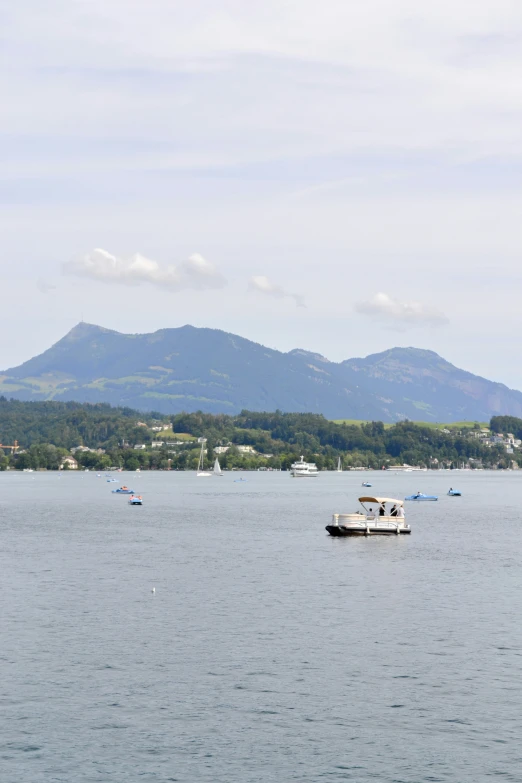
[213,457,223,476]
[337,457,342,472]
[197,440,212,476]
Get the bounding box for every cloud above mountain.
[354,292,448,329]
[63,249,226,291]
[249,275,305,308]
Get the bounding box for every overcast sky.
[3,1,522,387]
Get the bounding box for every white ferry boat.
[290,455,318,477]
[386,464,427,472]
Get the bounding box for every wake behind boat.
[326,496,410,536]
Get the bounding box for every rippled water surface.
[2,469,522,782]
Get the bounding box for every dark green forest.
[0,398,517,471]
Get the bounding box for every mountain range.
[1,322,522,422]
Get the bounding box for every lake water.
[1,469,522,782]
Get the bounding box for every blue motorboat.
[405,492,438,501]
[129,495,143,505]
[112,486,134,494]
[107,478,117,483]
[362,482,372,487]
[447,488,462,496]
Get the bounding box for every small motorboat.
[362,481,372,487]
[405,492,438,501]
[447,488,462,496]
[107,478,117,483]
[112,486,135,494]
[234,478,247,483]
[129,495,143,505]
[326,496,410,536]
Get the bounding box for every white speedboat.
[196,440,212,477]
[290,455,318,477]
[326,496,410,536]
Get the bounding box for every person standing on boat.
[397,506,405,518]
[390,504,398,517]
[379,504,386,517]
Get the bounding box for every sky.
[3,1,522,387]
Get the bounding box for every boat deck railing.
[333,514,406,530]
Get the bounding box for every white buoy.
[151,587,155,593]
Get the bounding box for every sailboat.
[337,457,342,473]
[196,441,212,477]
[213,457,223,476]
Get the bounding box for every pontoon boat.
[326,496,410,536]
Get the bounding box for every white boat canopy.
[358,496,404,507]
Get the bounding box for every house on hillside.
[60,456,78,470]
[70,446,105,454]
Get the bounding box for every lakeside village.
[2,403,522,472]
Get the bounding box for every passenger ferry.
[290,455,318,477]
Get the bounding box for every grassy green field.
[154,430,196,441]
[332,419,488,430]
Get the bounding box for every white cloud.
[182,253,226,289]
[36,278,57,294]
[249,275,306,308]
[354,292,448,328]
[62,248,226,291]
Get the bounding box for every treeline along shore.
[0,398,520,472]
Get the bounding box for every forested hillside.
[0,399,517,471]
[0,398,158,449]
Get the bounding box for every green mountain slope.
[342,347,522,421]
[2,323,522,422]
